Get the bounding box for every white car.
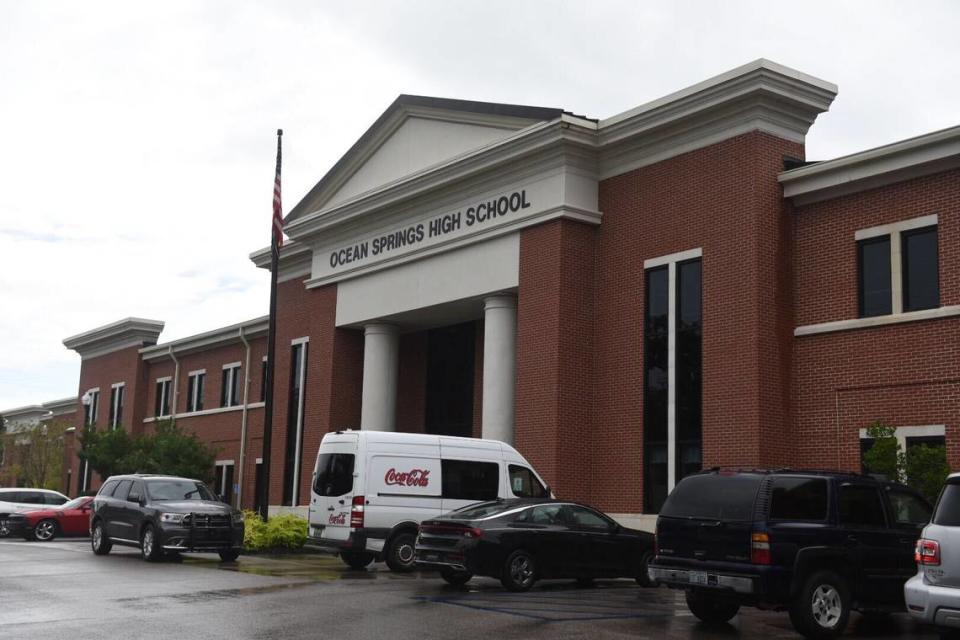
[0,488,70,536]
[905,473,960,638]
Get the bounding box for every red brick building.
[17,60,957,529]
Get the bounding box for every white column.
[481,295,517,444]
[360,323,399,431]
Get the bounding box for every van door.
[309,435,359,545]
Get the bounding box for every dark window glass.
[155,381,169,417]
[108,387,119,426]
[886,488,931,527]
[508,465,547,498]
[220,369,228,407]
[86,391,99,426]
[860,438,875,475]
[145,479,214,501]
[644,266,669,512]
[283,343,307,505]
[43,493,67,505]
[21,492,46,504]
[312,453,355,497]
[215,464,234,504]
[516,504,564,524]
[1,491,23,503]
[261,360,268,403]
[660,474,762,521]
[442,460,500,501]
[126,481,143,503]
[858,236,892,317]
[902,226,939,312]
[676,259,703,484]
[112,480,132,501]
[564,505,615,529]
[98,480,119,497]
[425,322,476,438]
[838,484,886,528]
[769,477,828,521]
[907,435,946,450]
[934,483,960,526]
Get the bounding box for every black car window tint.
[2,491,22,503]
[112,480,133,501]
[769,477,828,521]
[145,480,214,501]
[934,484,960,526]
[22,492,45,504]
[886,488,931,527]
[508,465,547,498]
[313,454,355,497]
[568,506,612,529]
[98,480,119,497]
[127,482,143,503]
[660,474,762,521]
[43,493,67,505]
[528,505,562,525]
[442,460,499,502]
[838,485,887,528]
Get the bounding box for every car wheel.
[788,570,851,639]
[91,521,112,555]
[385,532,417,573]
[140,524,164,562]
[0,518,11,538]
[218,549,240,562]
[34,519,58,542]
[440,567,473,586]
[635,550,657,588]
[685,590,740,624]
[501,549,537,592]
[341,552,376,570]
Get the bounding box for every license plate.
[689,571,709,585]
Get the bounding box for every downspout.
[169,346,180,421]
[237,326,252,510]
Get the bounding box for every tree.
[4,421,68,490]
[862,421,902,482]
[862,420,950,503]
[79,420,217,484]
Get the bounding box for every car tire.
[385,532,417,573]
[635,550,657,588]
[140,524,164,562]
[501,549,537,592]
[0,518,11,538]
[341,552,376,570]
[685,590,740,624]
[788,570,851,639]
[34,519,58,542]
[219,549,240,562]
[440,567,473,586]
[91,520,112,555]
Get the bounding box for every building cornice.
[139,316,268,362]
[781,124,960,205]
[249,240,313,281]
[63,317,165,360]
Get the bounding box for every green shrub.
[242,510,308,552]
[904,444,950,504]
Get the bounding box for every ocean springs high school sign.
[327,189,532,270]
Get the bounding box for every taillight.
[916,539,940,565]
[463,527,483,539]
[751,532,771,565]
[350,496,365,529]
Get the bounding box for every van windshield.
[660,473,762,521]
[314,453,355,497]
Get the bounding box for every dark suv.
[89,474,244,562]
[649,469,932,639]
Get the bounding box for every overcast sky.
[1,0,958,410]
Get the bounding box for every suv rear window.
[934,483,960,526]
[313,453,355,497]
[769,477,828,521]
[660,474,762,521]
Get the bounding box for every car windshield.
[145,479,215,501]
[60,497,90,510]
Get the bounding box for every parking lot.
[0,538,939,639]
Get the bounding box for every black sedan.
[415,498,656,591]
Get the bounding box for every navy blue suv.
[649,470,932,639]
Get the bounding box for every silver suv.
[905,472,960,637]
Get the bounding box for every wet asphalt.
[0,538,940,639]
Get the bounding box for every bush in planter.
[242,510,308,552]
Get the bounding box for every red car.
[9,496,94,541]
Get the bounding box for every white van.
[307,430,550,572]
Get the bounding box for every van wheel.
[341,552,375,570]
[385,532,417,573]
[788,570,850,639]
[501,549,537,592]
[440,567,472,586]
[685,590,740,624]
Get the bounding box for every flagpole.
[259,128,283,521]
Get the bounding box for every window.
[886,488,931,527]
[856,217,939,317]
[517,504,563,525]
[84,388,100,426]
[145,478,214,501]
[260,357,268,403]
[934,483,960,527]
[441,460,500,501]
[769,477,828,521]
[508,465,547,498]
[108,383,124,428]
[312,453,355,497]
[660,473,762,521]
[186,371,205,412]
[155,378,172,417]
[565,505,614,529]
[214,461,234,504]
[644,250,703,512]
[126,481,143,504]
[838,484,886,528]
[43,493,67,506]
[220,364,241,408]
[112,480,132,501]
[98,479,120,497]
[283,340,308,506]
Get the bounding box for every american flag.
[272,129,284,249]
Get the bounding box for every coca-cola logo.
[384,468,431,487]
[328,512,347,526]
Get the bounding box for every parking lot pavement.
[0,538,939,640]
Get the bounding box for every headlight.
[231,512,244,525]
[160,513,185,524]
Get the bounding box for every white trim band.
[855,214,938,241]
[795,305,960,336]
[143,402,266,422]
[644,247,703,270]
